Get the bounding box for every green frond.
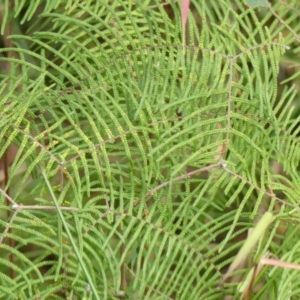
[0,0,300,299]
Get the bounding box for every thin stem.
[134,162,222,206]
[0,187,17,206]
[222,164,296,208]
[42,170,100,300]
[11,204,78,211]
[0,210,18,246]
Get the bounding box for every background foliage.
[0,0,300,299]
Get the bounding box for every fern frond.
[0,1,300,299]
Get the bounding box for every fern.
[0,0,300,299]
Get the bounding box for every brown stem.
[133,162,222,207]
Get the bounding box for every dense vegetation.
[0,1,300,299]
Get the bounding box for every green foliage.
[0,0,300,299]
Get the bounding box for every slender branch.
[0,187,17,206]
[269,5,300,43]
[3,150,15,278]
[134,162,222,206]
[0,210,18,246]
[221,163,297,208]
[0,183,78,212]
[11,204,78,211]
[42,170,100,300]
